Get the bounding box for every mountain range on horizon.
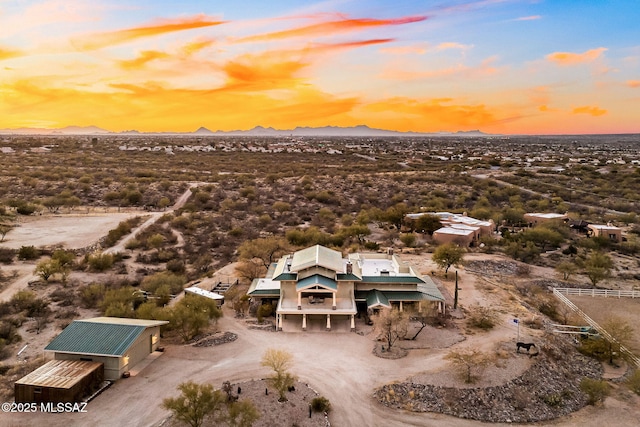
[0,124,491,137]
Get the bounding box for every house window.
[80,357,93,362]
[609,234,616,240]
[34,387,42,394]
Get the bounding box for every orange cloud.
[435,42,471,51]
[379,45,427,55]
[72,15,226,51]
[119,50,170,70]
[237,15,427,43]
[363,97,496,129]
[546,47,607,66]
[572,106,607,116]
[218,38,393,92]
[181,38,216,56]
[0,46,22,61]
[627,80,640,88]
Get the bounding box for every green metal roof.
[361,276,425,284]
[296,274,338,291]
[366,289,391,309]
[336,273,361,281]
[272,272,297,281]
[356,288,444,307]
[418,276,446,301]
[45,320,148,357]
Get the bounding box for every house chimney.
[346,262,353,274]
[387,248,394,256]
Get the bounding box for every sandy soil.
[5,251,640,427]
[2,213,143,250]
[566,295,640,353]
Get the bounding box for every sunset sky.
[1,0,639,134]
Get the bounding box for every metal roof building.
[15,360,104,404]
[45,317,168,380]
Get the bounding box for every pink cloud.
[627,80,640,88]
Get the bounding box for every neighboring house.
[524,212,567,227]
[45,317,168,380]
[248,245,445,332]
[407,212,494,247]
[15,360,104,404]
[433,226,477,247]
[587,224,622,243]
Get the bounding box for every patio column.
[350,315,355,332]
[302,314,307,331]
[332,292,336,310]
[297,292,302,310]
[277,314,283,331]
[399,301,403,312]
[326,314,331,331]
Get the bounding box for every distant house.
[248,245,445,332]
[45,317,168,380]
[15,360,104,404]
[524,212,567,227]
[587,224,622,243]
[408,212,494,247]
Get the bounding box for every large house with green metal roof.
[45,317,168,380]
[248,245,445,332]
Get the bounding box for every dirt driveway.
[7,302,640,427]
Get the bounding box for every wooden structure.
[15,360,103,403]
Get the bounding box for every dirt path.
[105,184,195,254]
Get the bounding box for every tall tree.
[261,348,297,402]
[432,243,465,276]
[162,381,226,427]
[584,251,614,286]
[602,317,634,365]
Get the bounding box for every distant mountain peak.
[194,126,213,134]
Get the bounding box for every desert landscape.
[1,199,639,426]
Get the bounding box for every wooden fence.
[554,288,640,298]
[552,288,640,368]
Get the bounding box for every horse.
[516,342,536,353]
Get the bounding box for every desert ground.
[1,215,640,427]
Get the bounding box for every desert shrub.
[311,396,331,413]
[79,283,106,309]
[87,252,114,271]
[466,306,498,330]
[166,259,186,274]
[16,204,37,215]
[17,246,39,260]
[580,378,610,405]
[0,248,15,264]
[141,272,186,296]
[124,239,141,250]
[542,393,563,407]
[257,303,274,323]
[627,370,640,395]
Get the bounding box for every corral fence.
[554,287,640,298]
[552,288,640,368]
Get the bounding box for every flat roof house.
[249,245,445,332]
[524,212,567,227]
[587,224,622,243]
[45,317,168,381]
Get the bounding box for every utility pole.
[454,270,459,310]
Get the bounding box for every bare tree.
[372,308,408,350]
[445,348,491,383]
